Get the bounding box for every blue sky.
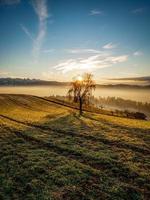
[0,0,150,82]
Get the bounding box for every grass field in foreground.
[0,94,150,200]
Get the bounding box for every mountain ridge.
[0,77,150,88]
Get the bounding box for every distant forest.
[93,96,150,114]
[52,95,150,117]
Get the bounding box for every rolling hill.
[0,94,150,199]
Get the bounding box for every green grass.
[0,94,150,200]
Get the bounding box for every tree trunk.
[79,97,83,115]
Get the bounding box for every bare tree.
[68,73,96,115]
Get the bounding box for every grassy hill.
[0,94,150,200]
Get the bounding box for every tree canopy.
[68,73,96,115]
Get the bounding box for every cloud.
[89,9,104,16]
[133,51,143,56]
[0,70,10,77]
[0,0,20,5]
[31,0,49,62]
[103,42,118,49]
[53,53,128,73]
[20,1,53,61]
[131,8,145,14]
[32,0,48,21]
[20,24,34,41]
[66,48,104,54]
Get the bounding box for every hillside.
[0,94,150,200]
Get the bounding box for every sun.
[76,76,83,82]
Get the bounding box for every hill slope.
[0,94,150,200]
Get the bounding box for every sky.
[0,0,150,82]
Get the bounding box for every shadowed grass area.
[0,94,150,199]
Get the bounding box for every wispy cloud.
[31,0,49,62]
[66,48,104,54]
[133,51,143,56]
[0,0,20,5]
[20,24,34,41]
[20,1,52,61]
[131,8,145,14]
[53,53,128,73]
[89,9,104,16]
[0,70,10,77]
[103,42,118,49]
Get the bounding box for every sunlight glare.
[77,76,83,82]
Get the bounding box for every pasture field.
[0,94,150,200]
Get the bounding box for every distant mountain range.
[0,78,69,86]
[109,76,150,82]
[0,77,150,89]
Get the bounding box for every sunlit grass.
[0,94,150,199]
[90,112,150,129]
